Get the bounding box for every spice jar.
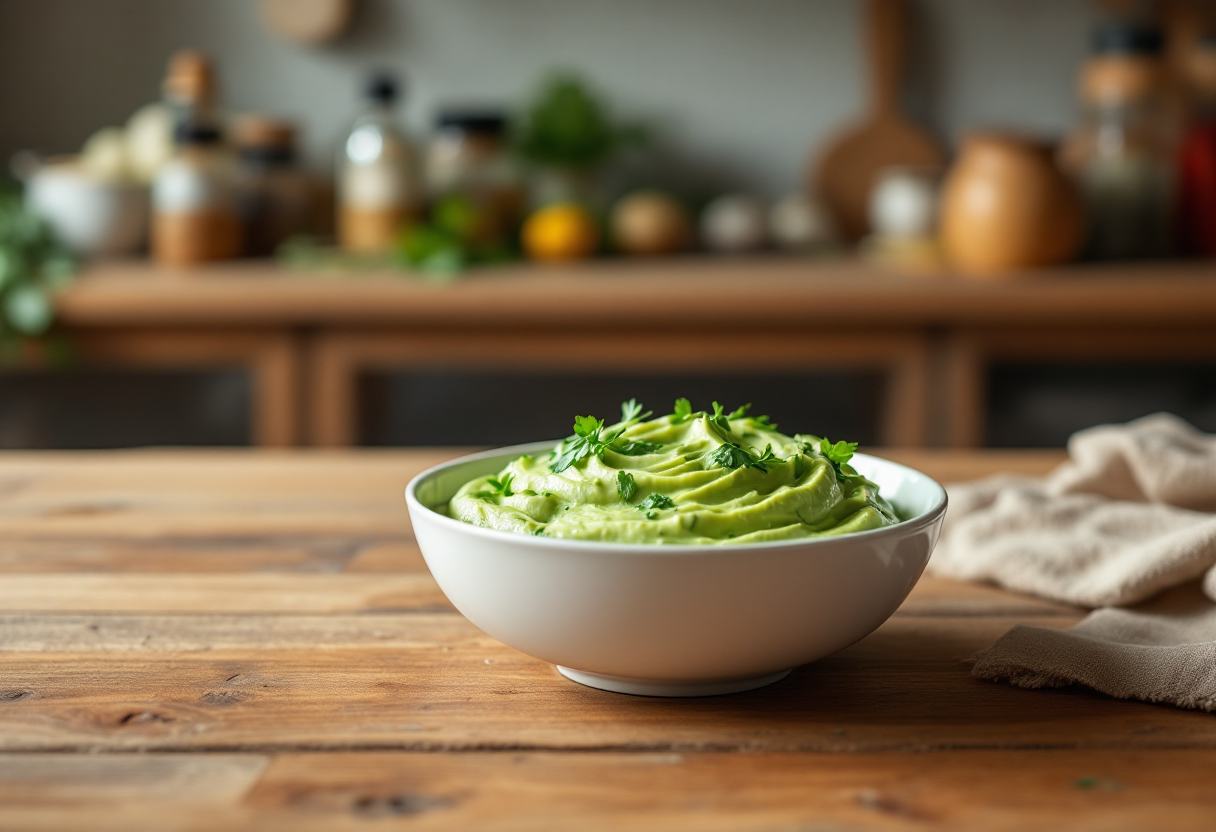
[234,116,314,256]
[151,124,241,265]
[1062,23,1176,260]
[426,111,523,243]
[337,73,420,254]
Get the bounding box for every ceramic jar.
[940,133,1082,276]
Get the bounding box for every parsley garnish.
[706,442,750,470]
[620,398,651,423]
[637,493,675,512]
[617,470,636,502]
[551,415,622,473]
[708,442,779,473]
[727,403,752,419]
[613,439,663,456]
[817,437,860,479]
[672,398,693,422]
[710,401,732,434]
[551,401,664,473]
[480,473,514,498]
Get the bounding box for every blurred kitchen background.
[1,0,1215,449]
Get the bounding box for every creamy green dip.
[445,400,899,545]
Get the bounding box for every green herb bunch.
[0,192,73,362]
[513,74,646,169]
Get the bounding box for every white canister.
[868,166,942,239]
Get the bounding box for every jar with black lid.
[234,116,314,256]
[426,110,523,242]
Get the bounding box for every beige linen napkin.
[928,413,1216,711]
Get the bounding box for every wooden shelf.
[55,256,1216,327]
[24,256,1216,448]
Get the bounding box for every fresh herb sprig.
[708,442,780,473]
[550,400,662,473]
[672,398,693,423]
[813,437,860,479]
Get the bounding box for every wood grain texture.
[55,259,1216,328]
[1,448,1201,831]
[8,612,1216,754]
[5,750,1214,832]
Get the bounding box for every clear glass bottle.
[337,73,420,254]
[1063,23,1176,260]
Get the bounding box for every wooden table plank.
[3,612,1212,754]
[2,750,1213,832]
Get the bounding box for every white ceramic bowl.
[25,158,149,256]
[406,442,947,697]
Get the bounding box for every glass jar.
[234,116,314,256]
[152,124,241,265]
[1063,23,1176,260]
[426,111,523,242]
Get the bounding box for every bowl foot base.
[556,666,792,697]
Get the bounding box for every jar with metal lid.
[1062,22,1176,260]
[234,116,314,256]
[426,110,523,242]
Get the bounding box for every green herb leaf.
[727,403,752,420]
[707,442,751,470]
[617,470,636,502]
[573,415,603,438]
[551,414,624,473]
[637,493,675,512]
[612,439,663,456]
[672,398,693,422]
[815,437,861,480]
[710,401,732,434]
[486,474,514,497]
[620,398,647,423]
[708,441,778,473]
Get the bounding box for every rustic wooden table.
[2,448,1214,830]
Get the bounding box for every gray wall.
[0,0,1099,198]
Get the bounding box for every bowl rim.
[405,441,947,555]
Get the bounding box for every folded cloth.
[929,413,1216,711]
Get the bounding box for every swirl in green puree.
[445,399,900,544]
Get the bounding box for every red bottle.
[1179,36,1216,256]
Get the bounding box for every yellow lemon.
[522,203,600,261]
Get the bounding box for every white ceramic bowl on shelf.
[406,442,947,698]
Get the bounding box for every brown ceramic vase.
[940,132,1083,277]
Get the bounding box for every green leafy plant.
[0,192,73,362]
[513,74,646,169]
[396,195,517,276]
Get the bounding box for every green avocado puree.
[445,400,899,545]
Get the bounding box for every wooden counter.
[2,447,1214,830]
[40,258,1216,447]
